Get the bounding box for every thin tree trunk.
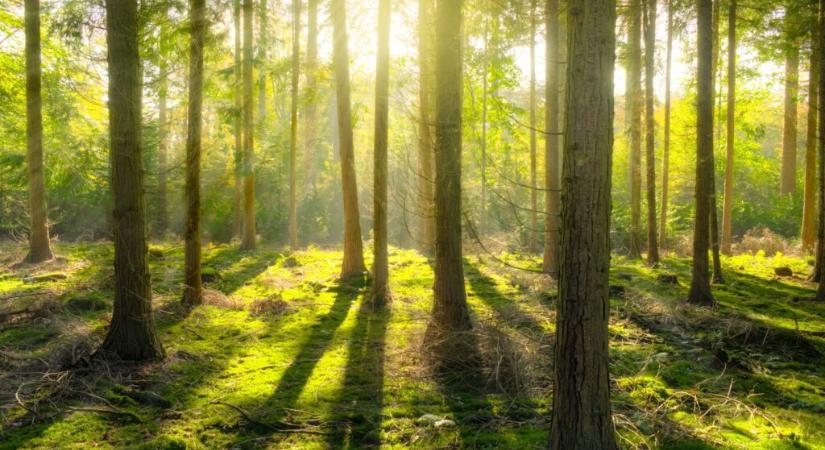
[721,0,736,255]
[643,0,659,265]
[803,0,819,253]
[629,0,643,259]
[417,0,436,254]
[480,16,489,234]
[543,0,560,275]
[24,0,52,263]
[548,0,619,446]
[372,0,391,305]
[233,0,242,240]
[815,0,825,300]
[659,0,673,250]
[289,0,301,249]
[302,0,318,190]
[709,0,723,283]
[529,0,538,253]
[156,10,168,238]
[98,0,163,360]
[782,7,800,196]
[240,0,256,250]
[183,0,205,307]
[331,0,366,278]
[688,0,716,306]
[258,0,267,124]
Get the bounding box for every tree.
[240,0,256,251]
[233,0,242,240]
[781,4,800,196]
[480,12,489,233]
[182,0,205,307]
[331,0,366,278]
[24,0,53,264]
[709,0,723,284]
[424,0,475,368]
[628,0,643,259]
[643,0,659,265]
[372,0,391,305]
[803,0,820,252]
[98,0,163,360]
[721,0,736,255]
[687,0,716,307]
[815,0,825,300]
[289,0,301,250]
[529,0,538,253]
[302,0,318,190]
[660,0,674,249]
[548,0,619,446]
[156,8,169,238]
[417,0,436,254]
[258,0,267,123]
[543,0,560,275]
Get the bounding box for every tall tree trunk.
[302,0,318,191]
[372,0,391,305]
[628,0,643,259]
[258,0,267,123]
[183,0,205,307]
[331,0,366,278]
[98,0,163,360]
[782,8,800,196]
[24,0,52,264]
[659,0,673,250]
[480,16,489,234]
[240,0,256,250]
[548,0,619,446]
[529,0,538,253]
[156,10,168,238]
[643,0,659,265]
[815,0,825,300]
[543,0,560,275]
[709,0,723,284]
[289,0,301,249]
[417,0,436,254]
[233,0,242,240]
[688,0,716,306]
[804,1,820,253]
[424,0,475,370]
[721,0,736,255]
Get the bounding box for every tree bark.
[815,0,825,300]
[709,0,723,284]
[98,0,163,361]
[688,0,716,306]
[156,10,168,239]
[643,0,659,265]
[804,1,820,253]
[331,0,366,278]
[302,0,318,191]
[529,0,538,253]
[660,0,673,250]
[240,0,256,251]
[183,0,205,307]
[721,0,736,255]
[628,0,643,259]
[233,0,242,241]
[548,0,619,447]
[782,8,800,196]
[24,0,53,264]
[543,0,560,275]
[372,0,391,306]
[417,0,436,254]
[289,0,301,250]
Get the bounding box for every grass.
[1,241,825,449]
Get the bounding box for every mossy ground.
[1,242,825,449]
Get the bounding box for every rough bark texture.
[424,0,476,370]
[417,0,436,254]
[643,0,659,265]
[628,0,643,259]
[547,0,619,447]
[782,9,800,196]
[803,0,820,253]
[331,0,366,278]
[98,0,163,361]
[183,0,205,307]
[372,0,391,306]
[289,0,301,250]
[688,0,716,306]
[529,0,538,253]
[660,0,673,249]
[543,0,560,275]
[721,0,736,255]
[156,11,168,238]
[233,0,242,240]
[24,0,53,264]
[302,0,318,190]
[240,0,256,251]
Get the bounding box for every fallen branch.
[210,401,329,435]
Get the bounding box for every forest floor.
[1,242,825,449]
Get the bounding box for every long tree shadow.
[324,299,390,448]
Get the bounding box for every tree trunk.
[688,0,716,306]
[233,0,242,241]
[258,0,267,123]
[372,0,391,305]
[417,0,436,254]
[529,0,538,253]
[815,0,825,300]
[156,10,168,239]
[289,0,301,250]
[98,0,163,361]
[302,0,318,191]
[803,1,819,253]
[782,9,800,196]
[709,0,723,284]
[331,0,366,278]
[628,0,643,259]
[643,0,659,265]
[240,0,256,250]
[182,0,205,307]
[543,0,560,275]
[659,0,673,250]
[548,0,619,447]
[24,0,53,264]
[480,17,489,234]
[721,0,736,255]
